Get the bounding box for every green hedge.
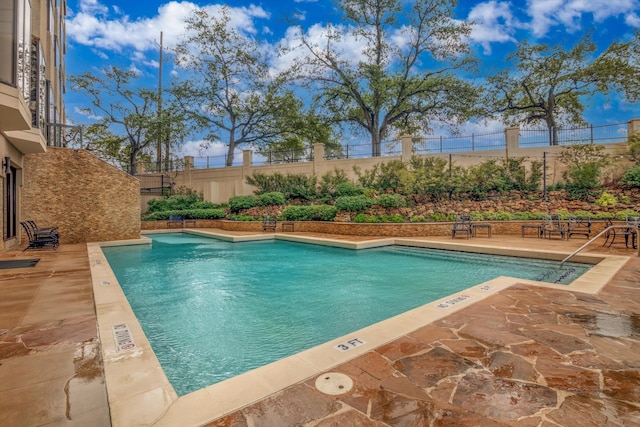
[228,195,257,212]
[143,208,226,221]
[375,194,406,208]
[281,205,338,221]
[257,192,286,206]
[334,195,374,212]
[146,194,217,213]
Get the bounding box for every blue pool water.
[102,233,591,396]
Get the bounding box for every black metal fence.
[412,131,505,154]
[519,122,628,147]
[183,121,630,170]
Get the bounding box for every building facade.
[0,0,66,252]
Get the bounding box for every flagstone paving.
[0,233,638,426]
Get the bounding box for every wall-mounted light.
[2,157,11,175]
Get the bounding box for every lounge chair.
[541,215,566,240]
[451,215,472,239]
[262,216,277,232]
[567,216,591,239]
[20,221,59,251]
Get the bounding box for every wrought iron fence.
[190,154,236,169]
[252,147,313,166]
[323,140,401,159]
[519,122,628,147]
[412,131,505,154]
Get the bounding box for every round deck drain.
[315,372,353,395]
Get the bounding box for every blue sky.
[64,0,640,157]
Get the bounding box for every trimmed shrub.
[280,205,337,221]
[143,208,226,220]
[257,192,286,206]
[334,195,374,212]
[621,165,640,188]
[595,192,617,207]
[228,195,257,212]
[375,194,405,208]
[226,214,256,221]
[334,182,364,197]
[615,209,639,220]
[146,194,202,213]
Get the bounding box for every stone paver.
[0,232,638,426]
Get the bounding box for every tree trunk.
[226,142,235,166]
[371,132,381,157]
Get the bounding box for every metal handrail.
[560,225,638,268]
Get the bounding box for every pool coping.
[88,231,629,426]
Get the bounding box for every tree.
[172,6,302,166]
[69,67,186,174]
[287,0,478,157]
[486,35,640,145]
[256,97,344,163]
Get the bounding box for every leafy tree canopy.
[285,0,479,157]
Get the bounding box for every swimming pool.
[102,233,591,396]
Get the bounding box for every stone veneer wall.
[141,219,614,237]
[22,147,140,244]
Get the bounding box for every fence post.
[472,133,475,151]
[505,127,520,155]
[629,118,640,136]
[401,135,412,162]
[242,150,252,167]
[590,124,594,144]
[313,143,325,175]
[439,136,443,153]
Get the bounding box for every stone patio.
[0,232,638,426]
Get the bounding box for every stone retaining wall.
[142,219,614,237]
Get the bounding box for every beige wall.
[170,122,637,207]
[22,147,141,244]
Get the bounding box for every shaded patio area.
[0,232,638,426]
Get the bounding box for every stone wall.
[23,147,141,244]
[141,218,615,237]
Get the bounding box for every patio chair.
[262,216,277,232]
[451,215,472,239]
[20,221,59,251]
[567,216,591,239]
[167,215,184,228]
[541,215,566,240]
[26,220,59,240]
[608,216,640,248]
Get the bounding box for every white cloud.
[626,12,640,27]
[74,106,103,121]
[468,1,521,54]
[177,139,227,157]
[525,0,640,37]
[66,1,270,57]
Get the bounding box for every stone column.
[628,118,640,136]
[313,143,325,175]
[505,127,520,156]
[401,135,413,162]
[183,156,193,185]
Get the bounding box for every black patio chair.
[567,216,591,239]
[20,221,59,251]
[541,215,566,240]
[262,216,277,232]
[27,220,59,239]
[608,216,640,248]
[451,215,472,239]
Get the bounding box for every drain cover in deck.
[315,372,353,395]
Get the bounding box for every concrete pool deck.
[1,230,639,426]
